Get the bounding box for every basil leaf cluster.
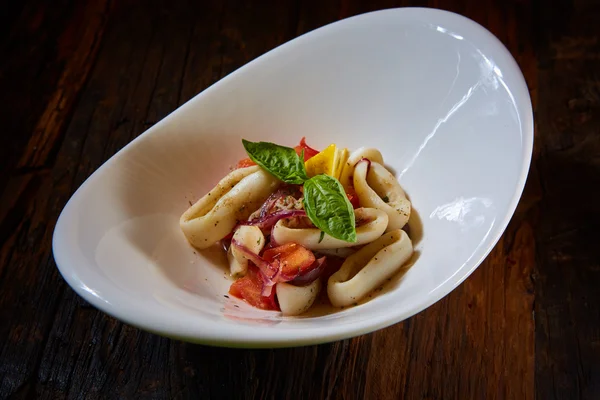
[242,139,308,184]
[302,175,356,243]
[243,139,357,243]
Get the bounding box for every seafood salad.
[180,138,414,316]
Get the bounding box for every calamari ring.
[227,226,265,277]
[271,207,388,250]
[339,147,384,189]
[327,229,413,307]
[180,166,279,249]
[353,160,411,231]
[276,279,321,316]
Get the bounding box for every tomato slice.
[262,242,297,260]
[294,137,319,161]
[263,242,316,278]
[345,186,360,209]
[235,158,256,169]
[229,265,279,311]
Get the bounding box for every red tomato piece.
[229,265,279,311]
[235,158,256,169]
[262,242,297,261]
[345,187,360,209]
[294,137,319,161]
[263,242,316,278]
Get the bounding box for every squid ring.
[180,166,279,249]
[353,160,411,231]
[271,208,389,250]
[227,226,265,277]
[276,279,321,316]
[338,147,384,189]
[327,229,413,307]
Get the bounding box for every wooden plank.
[534,1,600,398]
[0,0,91,194]
[13,0,111,170]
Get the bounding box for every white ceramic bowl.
[52,7,533,347]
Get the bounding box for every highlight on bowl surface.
[179,138,415,316]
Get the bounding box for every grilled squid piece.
[353,160,411,231]
[227,226,265,277]
[276,279,321,316]
[339,147,384,189]
[327,229,413,307]
[271,208,388,250]
[180,166,279,249]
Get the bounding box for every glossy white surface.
[52,7,533,347]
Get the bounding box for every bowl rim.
[52,6,534,348]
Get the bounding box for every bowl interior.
[53,8,532,347]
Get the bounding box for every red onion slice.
[221,187,304,240]
[241,210,306,232]
[260,261,280,297]
[230,239,277,280]
[256,187,302,219]
[258,190,283,219]
[261,284,275,297]
[230,237,312,297]
[260,266,304,296]
[230,239,291,297]
[289,257,327,286]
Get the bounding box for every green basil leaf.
[242,139,308,184]
[303,175,357,243]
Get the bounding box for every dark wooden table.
[1,0,598,399]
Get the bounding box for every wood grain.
[534,1,600,399]
[15,0,111,169]
[0,0,597,399]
